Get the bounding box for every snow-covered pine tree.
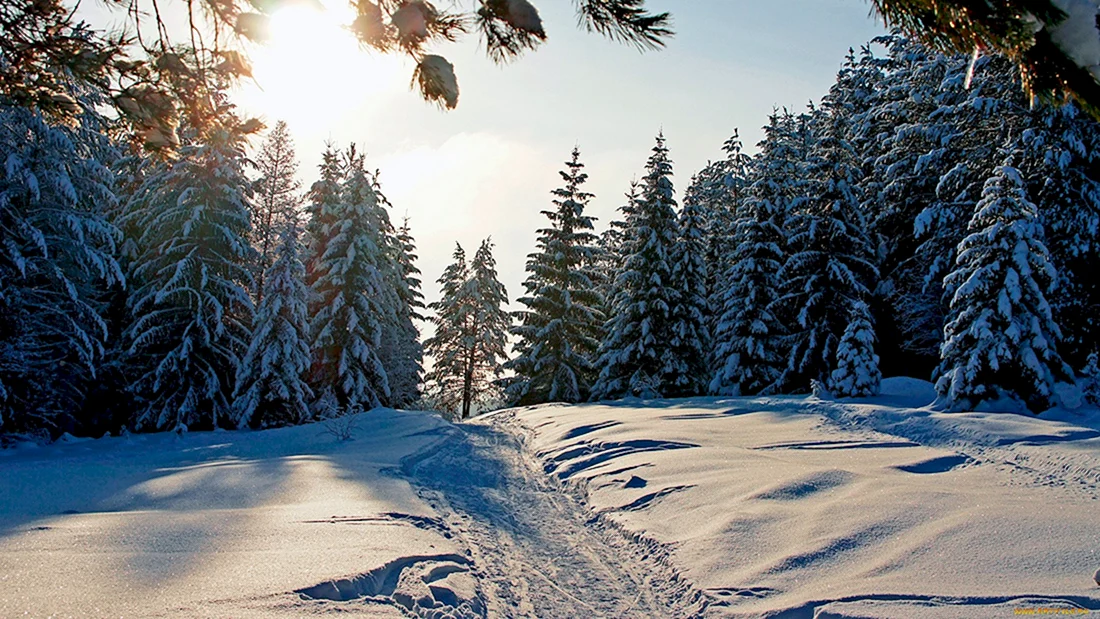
[380,215,426,408]
[233,218,314,428]
[864,36,966,369]
[936,163,1072,413]
[507,147,604,405]
[907,52,1028,358]
[829,300,882,397]
[774,107,878,393]
[667,182,711,397]
[423,239,509,418]
[684,130,753,274]
[123,119,256,432]
[304,144,344,295]
[250,120,302,301]
[1020,101,1100,371]
[0,98,123,434]
[595,181,640,310]
[684,130,753,346]
[1083,351,1100,406]
[709,119,794,395]
[424,243,472,417]
[308,146,393,415]
[466,238,511,416]
[592,133,680,400]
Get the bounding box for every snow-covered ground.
[2,380,1099,618]
[499,378,1100,617]
[0,410,481,618]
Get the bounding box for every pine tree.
[250,120,302,300]
[595,181,640,311]
[774,108,878,393]
[684,129,753,296]
[666,185,711,396]
[592,133,680,399]
[307,146,393,415]
[0,100,123,434]
[507,147,604,405]
[1082,351,1100,406]
[1020,102,1100,371]
[936,163,1071,412]
[709,121,791,395]
[233,219,313,427]
[304,145,343,287]
[123,121,256,432]
[423,239,510,419]
[829,300,882,397]
[380,215,426,408]
[466,238,511,417]
[424,243,472,417]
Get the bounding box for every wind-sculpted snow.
[3,387,1099,617]
[502,379,1100,617]
[0,409,473,617]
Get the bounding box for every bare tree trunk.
[462,344,474,420]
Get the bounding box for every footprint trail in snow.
[396,419,703,618]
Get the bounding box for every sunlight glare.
[243,0,404,131]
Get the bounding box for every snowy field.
[2,379,1099,618]
[501,378,1100,617]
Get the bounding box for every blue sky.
[143,0,889,307]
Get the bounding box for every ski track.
[395,419,705,619]
[285,398,1097,618]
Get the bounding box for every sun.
[241,0,404,130]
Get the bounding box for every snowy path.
[398,419,704,618]
[2,390,1097,618]
[508,385,1100,618]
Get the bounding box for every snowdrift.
[0,409,480,618]
[498,378,1100,617]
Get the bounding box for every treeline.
[7,31,1100,442]
[503,34,1100,413]
[1,91,426,438]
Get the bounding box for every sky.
[104,0,889,313]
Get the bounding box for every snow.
[496,385,1100,617]
[3,392,1098,617]
[0,409,476,618]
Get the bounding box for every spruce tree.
[1021,102,1100,371]
[424,243,472,417]
[123,121,256,431]
[666,186,711,397]
[250,120,302,300]
[424,239,510,418]
[380,215,426,408]
[307,146,393,415]
[829,300,882,398]
[508,147,604,405]
[0,100,123,433]
[1083,351,1100,406]
[774,110,878,393]
[592,133,680,399]
[684,130,753,293]
[709,120,791,395]
[466,238,511,417]
[234,219,313,427]
[595,181,640,313]
[936,163,1071,412]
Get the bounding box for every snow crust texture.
[3,389,1099,618]
[505,379,1100,617]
